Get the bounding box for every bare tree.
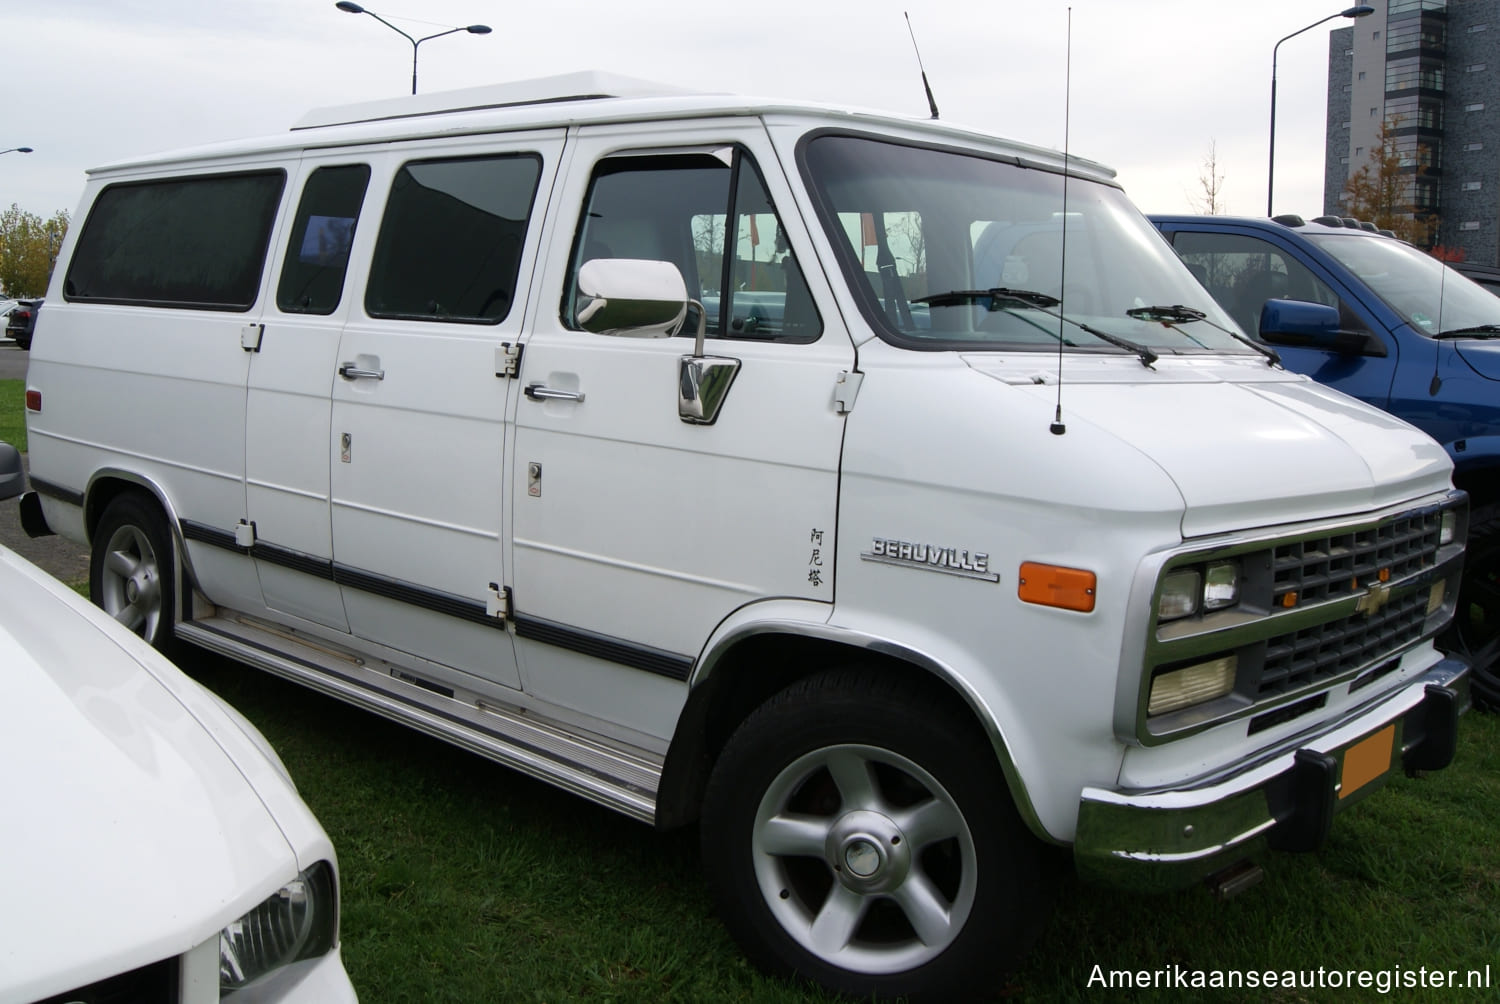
[1189,140,1226,215]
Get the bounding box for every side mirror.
[0,441,24,501]
[1258,299,1387,357]
[576,258,688,338]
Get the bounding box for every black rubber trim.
[178,523,691,679]
[256,540,335,580]
[181,519,244,552]
[27,476,84,508]
[331,562,499,629]
[514,613,693,682]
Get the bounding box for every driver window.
[566,150,820,342]
[1171,231,1344,339]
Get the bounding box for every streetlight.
[0,147,33,156]
[334,2,491,95]
[1268,5,1375,217]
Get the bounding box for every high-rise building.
[1324,0,1500,265]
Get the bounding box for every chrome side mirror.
[573,256,741,425]
[576,258,687,338]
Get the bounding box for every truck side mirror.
[1258,299,1387,358]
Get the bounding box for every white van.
[22,72,1471,999]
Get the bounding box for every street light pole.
[334,2,491,95]
[0,147,34,156]
[1268,5,1375,218]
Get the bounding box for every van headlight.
[219,861,337,993]
[1148,656,1238,715]
[1158,560,1240,622]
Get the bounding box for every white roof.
[84,72,1117,184]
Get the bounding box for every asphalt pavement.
[1,342,92,584]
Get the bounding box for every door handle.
[524,383,585,403]
[338,362,385,381]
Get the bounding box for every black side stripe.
[180,520,694,680]
[181,519,242,551]
[514,614,693,682]
[330,564,495,628]
[28,477,85,508]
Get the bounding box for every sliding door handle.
[524,383,585,403]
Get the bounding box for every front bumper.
[1074,656,1469,891]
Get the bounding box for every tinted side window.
[366,154,541,324]
[277,165,371,315]
[1171,231,1343,338]
[65,171,286,310]
[567,151,820,342]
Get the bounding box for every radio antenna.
[905,11,940,119]
[1050,8,1073,436]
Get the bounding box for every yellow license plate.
[1340,725,1396,799]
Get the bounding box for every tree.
[1340,120,1438,246]
[1189,139,1226,215]
[0,204,70,297]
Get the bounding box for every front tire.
[90,493,178,654]
[700,669,1049,1000]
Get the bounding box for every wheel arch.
[656,614,1047,842]
[83,470,198,617]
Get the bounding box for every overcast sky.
[3,0,1359,222]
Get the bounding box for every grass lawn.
[0,379,26,452]
[182,651,1500,1003]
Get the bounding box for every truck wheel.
[90,493,177,654]
[700,669,1048,1000]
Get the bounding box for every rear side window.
[365,154,541,324]
[65,171,286,310]
[277,165,371,315]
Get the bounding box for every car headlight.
[1158,560,1240,622]
[219,861,337,994]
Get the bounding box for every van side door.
[245,156,375,632]
[327,131,565,695]
[508,123,854,742]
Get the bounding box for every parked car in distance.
[1151,212,1500,701]
[5,298,40,349]
[0,442,357,1003]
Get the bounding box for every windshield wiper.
[1126,304,1206,323]
[1434,324,1500,339]
[1128,303,1281,367]
[913,287,1062,310]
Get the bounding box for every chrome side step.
[176,614,661,822]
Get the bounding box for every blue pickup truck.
[1151,214,1500,703]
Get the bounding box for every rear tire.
[90,493,178,656]
[700,668,1049,1000]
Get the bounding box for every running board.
[176,614,661,823]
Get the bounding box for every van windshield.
[1305,232,1500,338]
[799,134,1248,354]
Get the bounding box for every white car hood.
[0,560,295,1000]
[965,356,1454,536]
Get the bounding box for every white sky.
[2,0,1360,222]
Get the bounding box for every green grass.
[181,653,1500,1003]
[0,379,26,452]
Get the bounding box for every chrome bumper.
[1074,657,1469,892]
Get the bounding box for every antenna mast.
[905,12,940,119]
[1051,8,1073,436]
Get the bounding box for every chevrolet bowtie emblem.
[1356,580,1393,617]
